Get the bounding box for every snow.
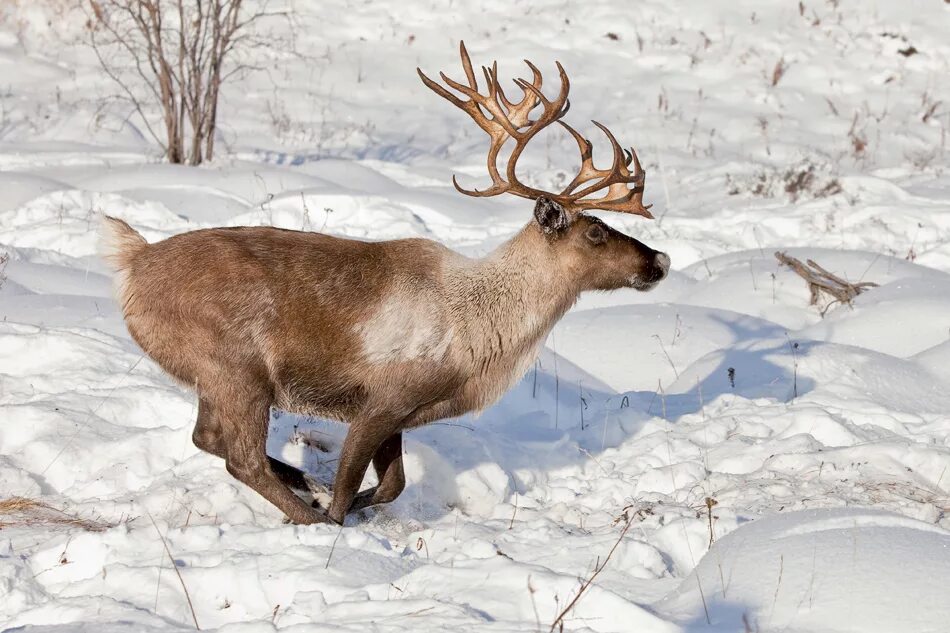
[1,0,949,632]
[655,508,950,632]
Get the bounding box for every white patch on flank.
[359,294,453,364]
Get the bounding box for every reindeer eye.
[585,224,607,244]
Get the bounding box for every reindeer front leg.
[326,418,404,524]
[347,431,405,515]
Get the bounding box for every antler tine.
[451,172,509,197]
[481,64,493,95]
[459,40,478,91]
[594,120,630,178]
[416,67,465,108]
[480,63,501,118]
[558,119,593,162]
[626,146,649,211]
[629,146,644,184]
[418,42,485,118]
[557,119,600,196]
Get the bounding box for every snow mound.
[655,507,950,633]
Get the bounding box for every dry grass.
[0,496,113,532]
[146,511,200,630]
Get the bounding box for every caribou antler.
[418,42,653,219]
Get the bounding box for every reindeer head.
[419,42,670,293]
[532,197,669,292]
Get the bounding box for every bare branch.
[775,251,878,316]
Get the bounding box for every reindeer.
[101,43,670,525]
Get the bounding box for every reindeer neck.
[449,224,579,362]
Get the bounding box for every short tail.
[100,215,148,270]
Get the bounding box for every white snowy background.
[1,1,949,631]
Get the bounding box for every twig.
[578,380,587,430]
[147,512,199,630]
[532,359,540,398]
[785,333,800,400]
[652,334,679,378]
[325,523,345,569]
[705,497,718,546]
[769,554,785,624]
[549,514,634,631]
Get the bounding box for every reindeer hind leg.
[206,378,328,524]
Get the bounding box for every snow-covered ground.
[1,1,949,631]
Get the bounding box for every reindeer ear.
[534,197,570,235]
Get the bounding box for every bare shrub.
[86,0,286,165]
[726,159,842,202]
